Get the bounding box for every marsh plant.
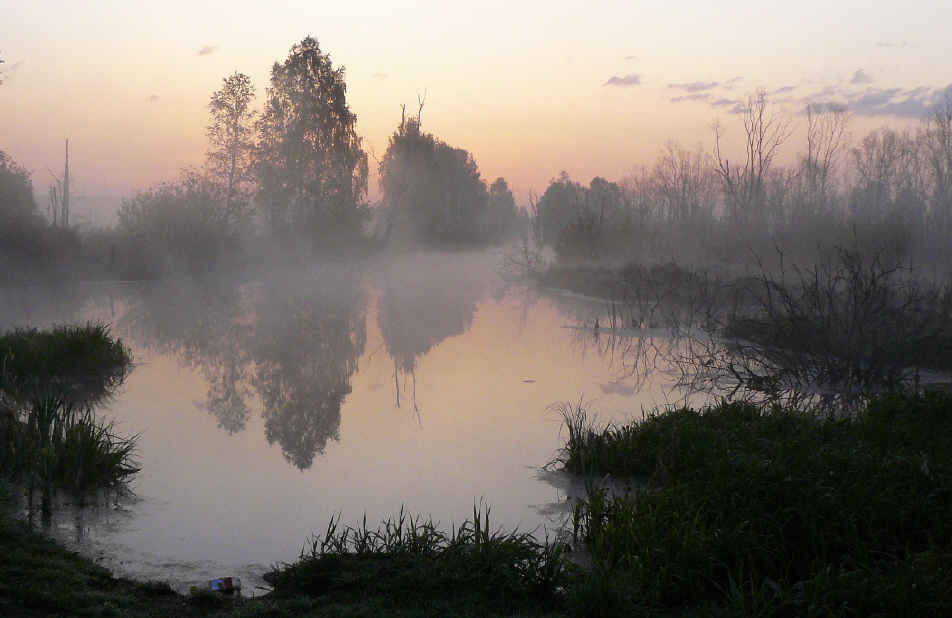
[269,505,569,611]
[562,395,952,616]
[0,323,137,517]
[658,244,952,407]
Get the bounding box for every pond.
[0,251,701,594]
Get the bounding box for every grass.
[268,505,571,616]
[0,321,131,406]
[0,323,137,517]
[561,393,952,616]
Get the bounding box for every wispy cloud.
[147,94,160,103]
[800,83,952,118]
[197,45,218,57]
[373,72,387,80]
[669,81,718,92]
[850,69,873,84]
[876,40,907,48]
[604,74,642,87]
[671,93,712,103]
[773,85,796,94]
[623,55,637,61]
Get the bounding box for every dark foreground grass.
[0,322,131,405]
[563,393,952,616]
[266,506,570,617]
[0,323,137,517]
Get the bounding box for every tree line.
[531,88,952,274]
[2,41,951,282]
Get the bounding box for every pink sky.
[1,1,949,225]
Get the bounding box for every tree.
[255,37,368,241]
[378,112,490,245]
[796,102,849,217]
[0,151,41,231]
[650,142,717,224]
[483,177,519,242]
[714,89,793,230]
[535,171,585,244]
[206,72,256,236]
[116,169,237,276]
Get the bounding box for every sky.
[1,0,950,225]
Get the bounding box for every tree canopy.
[255,37,368,242]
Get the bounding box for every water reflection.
[377,253,487,409]
[252,272,366,469]
[118,278,255,433]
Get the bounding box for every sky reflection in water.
[0,253,695,591]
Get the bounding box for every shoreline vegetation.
[4,393,952,616]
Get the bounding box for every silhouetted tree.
[0,151,41,230]
[848,127,926,238]
[535,171,585,244]
[483,177,519,242]
[116,169,240,276]
[714,89,792,231]
[255,37,368,242]
[378,114,490,245]
[206,72,256,236]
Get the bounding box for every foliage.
[563,395,952,615]
[0,324,136,517]
[205,71,257,238]
[0,150,42,231]
[255,36,368,242]
[379,115,504,245]
[0,322,130,404]
[117,169,245,277]
[270,505,569,613]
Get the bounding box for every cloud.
[603,74,642,87]
[623,55,637,61]
[197,45,218,57]
[373,72,387,80]
[804,84,952,118]
[850,69,873,84]
[722,77,742,91]
[876,40,907,47]
[669,81,718,93]
[773,85,796,94]
[711,97,740,108]
[147,94,160,103]
[671,93,712,103]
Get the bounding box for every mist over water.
[0,251,691,591]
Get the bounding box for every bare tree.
[923,92,952,226]
[798,102,850,216]
[714,89,793,230]
[848,127,926,231]
[651,141,717,224]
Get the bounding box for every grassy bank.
[0,323,137,517]
[562,394,952,616]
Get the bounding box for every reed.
[0,323,137,517]
[564,394,952,615]
[270,504,569,612]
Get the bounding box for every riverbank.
[6,393,952,616]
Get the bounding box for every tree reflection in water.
[377,253,487,410]
[118,278,255,433]
[252,274,366,469]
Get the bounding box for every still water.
[1,252,695,593]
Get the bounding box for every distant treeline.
[1,40,951,282]
[532,90,952,275]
